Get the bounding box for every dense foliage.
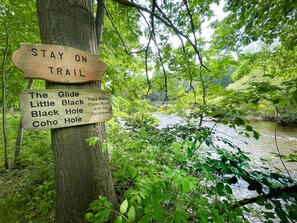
[84,111,297,223]
[1,111,296,222]
[1,0,297,222]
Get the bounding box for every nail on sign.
[12,44,106,83]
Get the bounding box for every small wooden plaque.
[12,44,106,83]
[20,89,112,130]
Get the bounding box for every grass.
[0,112,54,223]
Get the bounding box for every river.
[152,113,297,181]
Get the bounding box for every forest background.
[0,0,297,222]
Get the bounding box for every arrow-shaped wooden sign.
[12,44,106,83]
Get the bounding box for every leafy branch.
[111,0,210,72]
[233,184,297,208]
[102,1,145,55]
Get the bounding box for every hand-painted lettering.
[58,91,79,97]
[31,109,59,117]
[61,99,84,106]
[28,92,48,99]
[47,67,84,77]
[30,48,64,60]
[30,100,55,107]
[64,117,82,124]
[50,51,56,59]
[65,108,83,115]
[31,48,38,56]
[41,49,46,57]
[32,120,58,128]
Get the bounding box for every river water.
[152,113,297,181]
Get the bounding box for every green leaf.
[128,166,137,179]
[139,188,149,198]
[85,213,94,222]
[120,199,128,214]
[256,199,265,206]
[130,194,141,204]
[114,215,123,223]
[253,131,260,140]
[153,200,164,222]
[275,207,289,223]
[86,137,100,147]
[265,203,273,210]
[139,214,151,223]
[234,117,245,126]
[127,205,136,222]
[289,209,297,220]
[216,182,224,196]
[264,211,275,219]
[245,125,253,131]
[235,207,242,216]
[181,178,190,193]
[225,185,233,194]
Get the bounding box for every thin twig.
[182,0,198,47]
[103,2,145,55]
[112,0,211,72]
[130,0,152,94]
[1,8,9,170]
[151,0,168,105]
[274,124,292,179]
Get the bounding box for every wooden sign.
[20,89,112,130]
[12,44,106,83]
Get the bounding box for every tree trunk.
[36,1,117,222]
[1,9,9,170]
[15,80,34,166]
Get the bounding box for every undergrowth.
[1,111,296,223]
[0,113,54,223]
[86,112,297,223]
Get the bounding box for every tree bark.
[36,1,117,222]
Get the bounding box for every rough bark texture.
[36,1,117,222]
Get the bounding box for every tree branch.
[1,8,9,170]
[233,184,297,208]
[102,1,145,55]
[182,0,198,49]
[274,124,292,179]
[150,0,168,105]
[112,0,211,72]
[96,0,106,52]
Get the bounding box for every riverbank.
[149,99,297,124]
[246,115,297,125]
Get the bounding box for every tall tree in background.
[36,1,117,222]
[1,6,9,170]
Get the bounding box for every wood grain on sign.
[12,44,106,83]
[19,89,112,130]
